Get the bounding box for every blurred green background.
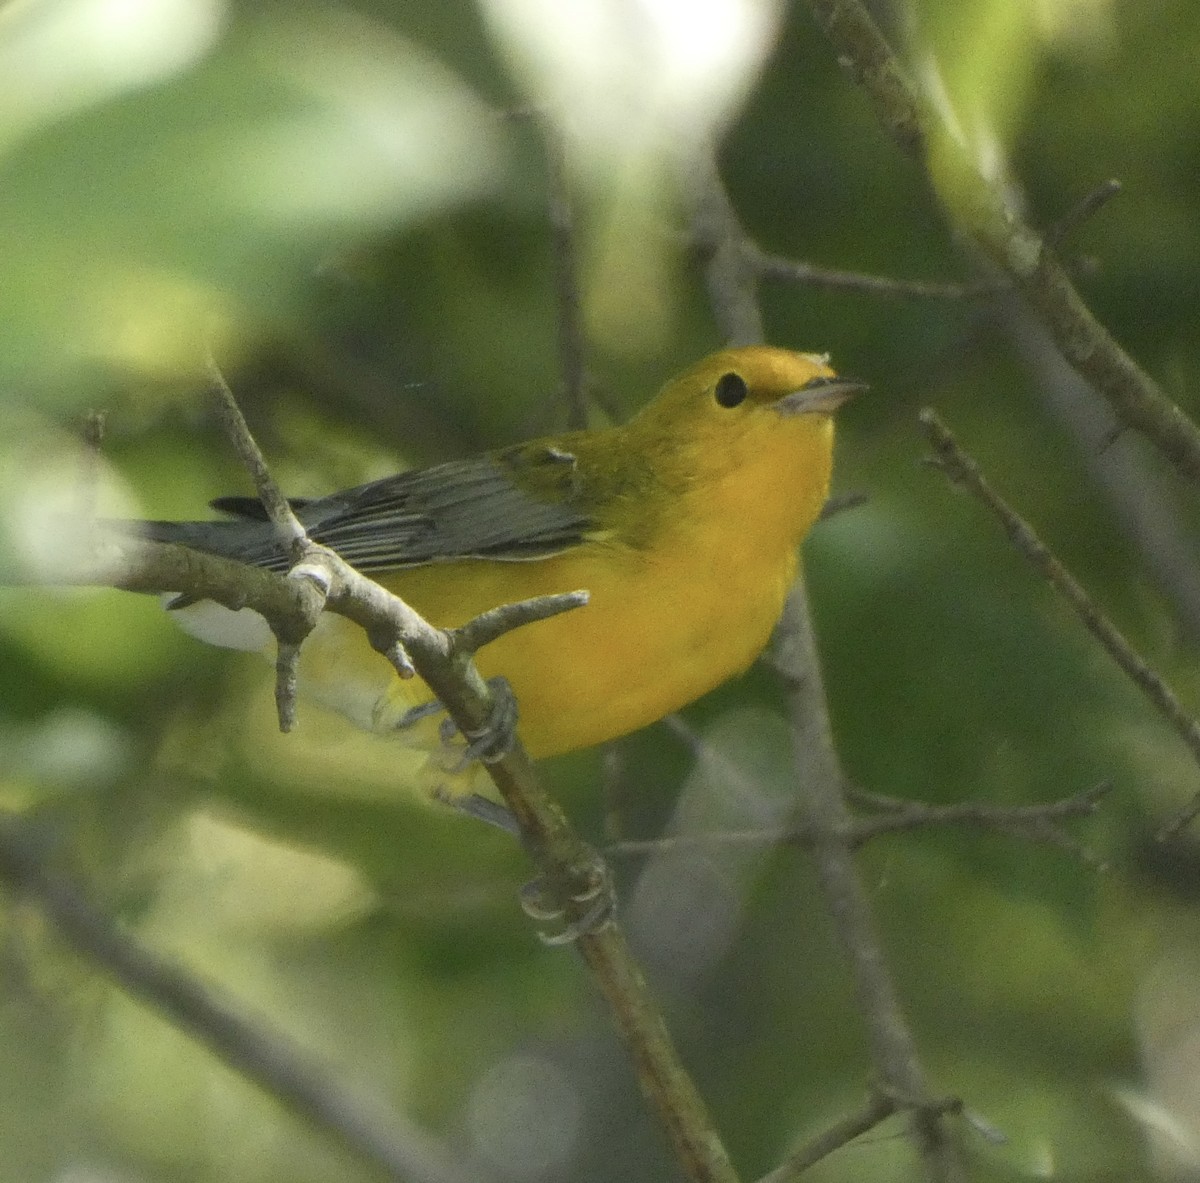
[2,0,1199,1180]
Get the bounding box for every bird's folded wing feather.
[137,452,595,574]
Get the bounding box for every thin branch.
[1160,795,1200,840]
[600,742,630,843]
[749,247,1001,301]
[774,571,962,1180]
[819,490,869,522]
[847,783,1111,869]
[1044,178,1122,251]
[607,780,1110,868]
[804,0,1200,486]
[849,779,1111,821]
[205,348,317,726]
[761,1089,971,1183]
[659,712,783,822]
[757,1092,898,1182]
[688,152,764,345]
[0,819,478,1183]
[77,409,107,521]
[918,410,1200,838]
[1000,295,1200,646]
[690,148,961,1183]
[451,590,590,654]
[204,351,305,547]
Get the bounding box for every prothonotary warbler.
[138,346,861,783]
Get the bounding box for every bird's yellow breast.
[296,408,833,760]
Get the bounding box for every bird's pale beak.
[776,375,868,417]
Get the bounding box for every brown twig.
[804,0,1200,486]
[0,819,478,1183]
[918,409,1200,839]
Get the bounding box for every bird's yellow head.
[627,345,862,492]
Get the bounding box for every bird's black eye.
[714,372,748,408]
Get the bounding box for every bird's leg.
[391,675,517,768]
[391,699,445,729]
[434,789,522,836]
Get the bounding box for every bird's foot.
[520,862,614,946]
[439,676,519,769]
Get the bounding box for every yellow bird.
[142,346,860,780]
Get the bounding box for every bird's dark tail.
[117,517,290,572]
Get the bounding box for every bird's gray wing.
[137,448,594,574]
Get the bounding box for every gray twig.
[750,247,1002,301]
[1044,179,1122,250]
[607,780,1110,869]
[204,351,305,547]
[451,590,589,655]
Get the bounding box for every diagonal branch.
[803,0,1200,486]
[758,1090,963,1183]
[0,818,477,1183]
[69,359,745,1183]
[206,368,741,1182]
[919,409,1200,838]
[757,1091,898,1183]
